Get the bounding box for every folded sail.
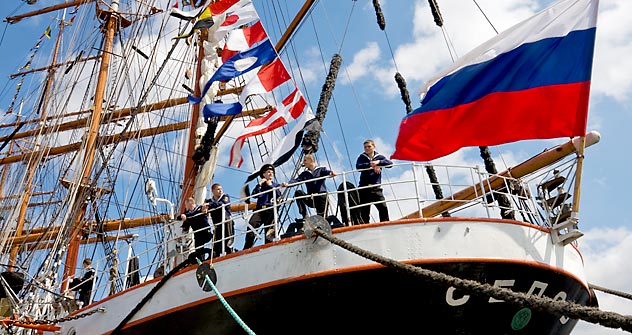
[392,0,599,162]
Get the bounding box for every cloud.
[341,41,381,84]
[573,227,632,334]
[590,0,632,103]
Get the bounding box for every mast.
[61,0,120,292]
[9,9,67,269]
[180,0,317,208]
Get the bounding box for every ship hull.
[118,262,589,335]
[60,219,592,335]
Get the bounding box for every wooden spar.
[0,105,270,166]
[25,234,138,252]
[4,0,95,24]
[276,0,317,51]
[0,191,52,200]
[9,56,100,79]
[0,97,187,144]
[6,202,257,247]
[0,98,268,144]
[0,122,189,166]
[0,200,62,211]
[402,132,600,219]
[10,12,67,270]
[61,3,119,293]
[0,109,90,130]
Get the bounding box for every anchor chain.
[5,307,105,326]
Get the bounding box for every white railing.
[80,160,577,307]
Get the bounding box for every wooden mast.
[9,9,68,269]
[60,1,119,292]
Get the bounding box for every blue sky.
[0,0,630,334]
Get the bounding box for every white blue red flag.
[188,39,277,105]
[203,57,291,118]
[392,0,599,161]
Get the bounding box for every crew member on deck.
[70,258,96,307]
[180,197,212,257]
[356,139,392,223]
[243,164,282,249]
[282,154,336,218]
[207,183,234,257]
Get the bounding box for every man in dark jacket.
[180,197,212,254]
[206,183,234,257]
[70,258,96,307]
[355,139,392,223]
[244,164,282,249]
[282,154,336,218]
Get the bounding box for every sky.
[0,0,630,334]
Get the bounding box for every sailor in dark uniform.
[355,139,392,223]
[70,258,96,307]
[207,183,234,257]
[243,164,282,249]
[180,197,212,257]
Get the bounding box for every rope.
[428,0,444,27]
[590,283,632,301]
[110,257,195,334]
[195,258,256,335]
[302,54,342,154]
[394,73,412,114]
[371,0,386,30]
[310,227,632,333]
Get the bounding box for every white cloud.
[591,0,632,103]
[341,41,381,84]
[573,227,632,334]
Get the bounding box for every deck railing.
[78,159,578,311]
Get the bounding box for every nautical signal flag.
[212,2,259,42]
[202,57,291,119]
[240,109,320,189]
[229,88,307,167]
[43,26,51,39]
[188,38,277,106]
[172,6,215,40]
[391,0,598,162]
[239,58,291,105]
[222,20,267,63]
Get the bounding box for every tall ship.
[0,0,627,334]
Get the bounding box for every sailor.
[180,197,213,257]
[206,183,234,257]
[355,139,392,223]
[243,164,282,249]
[282,153,336,219]
[69,258,96,307]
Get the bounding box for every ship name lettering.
[445,279,569,314]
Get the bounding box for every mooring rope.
[311,226,632,333]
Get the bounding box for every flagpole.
[570,135,586,221]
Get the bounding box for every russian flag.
[392,0,599,162]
